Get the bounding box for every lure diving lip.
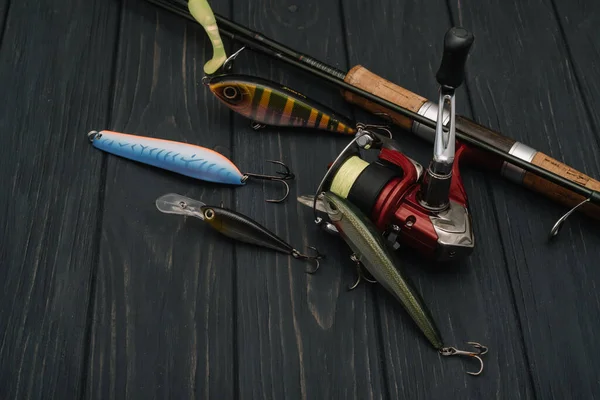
[155,193,324,272]
[87,129,294,203]
[206,73,357,135]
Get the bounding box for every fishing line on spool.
[313,128,403,225]
[329,156,370,198]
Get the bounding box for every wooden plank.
[341,0,535,398]
[446,0,600,398]
[84,0,235,398]
[230,1,387,398]
[551,0,600,138]
[0,0,9,38]
[0,0,119,398]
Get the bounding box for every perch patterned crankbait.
[206,74,357,134]
[87,130,294,203]
[155,193,324,272]
[320,191,488,376]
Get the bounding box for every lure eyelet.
[87,130,102,142]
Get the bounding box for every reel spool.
[328,155,408,218]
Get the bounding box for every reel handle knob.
[436,27,474,89]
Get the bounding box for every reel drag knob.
[419,26,474,210]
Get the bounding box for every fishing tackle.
[155,193,324,272]
[302,28,476,263]
[147,0,600,231]
[205,73,358,135]
[87,130,294,203]
[320,190,488,376]
[188,0,227,74]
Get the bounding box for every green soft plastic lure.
[188,0,227,74]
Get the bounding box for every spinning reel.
[301,27,476,262]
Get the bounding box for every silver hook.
[292,246,324,274]
[439,342,488,376]
[549,197,591,239]
[221,46,246,72]
[348,254,377,290]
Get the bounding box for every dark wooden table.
[1,0,599,398]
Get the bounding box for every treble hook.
[439,342,488,376]
[242,160,295,203]
[348,254,377,290]
[291,246,324,274]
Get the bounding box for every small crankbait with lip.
[87,130,294,203]
[206,73,358,134]
[319,190,488,376]
[155,193,324,272]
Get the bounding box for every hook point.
[221,46,246,72]
[547,197,590,240]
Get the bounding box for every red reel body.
[330,141,475,261]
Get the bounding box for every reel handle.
[418,27,474,211]
[436,27,474,89]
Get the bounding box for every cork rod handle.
[342,65,600,220]
[523,153,600,219]
[342,65,428,131]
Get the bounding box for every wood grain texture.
[0,0,9,39]
[549,0,600,219]
[551,0,600,143]
[230,1,387,399]
[0,0,119,398]
[1,0,598,398]
[85,1,235,398]
[342,0,535,398]
[447,0,600,398]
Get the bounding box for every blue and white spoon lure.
[87,130,294,202]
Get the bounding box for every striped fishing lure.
[207,74,357,135]
[88,130,294,202]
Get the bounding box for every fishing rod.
[145,0,600,232]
